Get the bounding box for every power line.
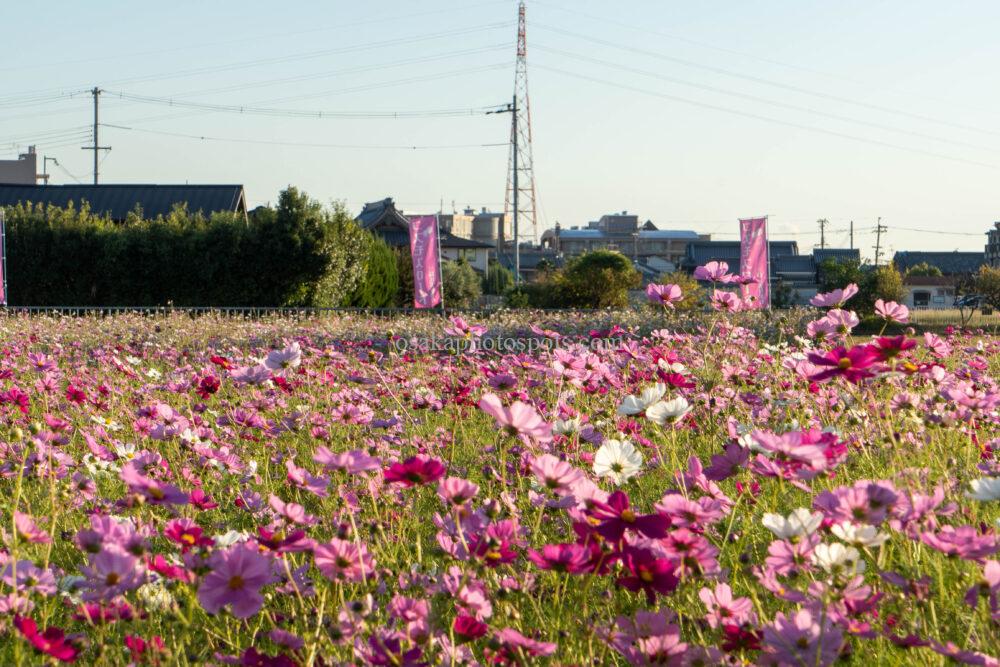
[532,1,1000,121]
[108,92,507,120]
[100,124,508,151]
[0,0,510,74]
[533,22,1000,140]
[534,64,1000,171]
[533,44,992,153]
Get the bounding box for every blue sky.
[3,0,999,258]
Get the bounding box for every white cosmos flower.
[145,368,162,380]
[812,542,865,575]
[113,442,137,461]
[761,508,823,540]
[645,397,691,426]
[831,521,889,548]
[617,383,667,416]
[966,477,1000,502]
[213,530,250,548]
[593,439,644,485]
[553,417,582,436]
[657,359,687,374]
[137,581,175,611]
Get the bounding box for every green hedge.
[2,187,373,307]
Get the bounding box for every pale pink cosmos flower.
[693,261,732,282]
[263,341,302,374]
[762,607,843,666]
[710,290,742,313]
[478,393,552,445]
[530,454,583,495]
[314,538,375,583]
[698,583,755,629]
[810,283,859,307]
[645,283,683,308]
[823,308,860,334]
[874,299,909,323]
[13,512,51,544]
[437,477,480,507]
[197,543,277,618]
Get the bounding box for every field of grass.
[0,309,996,665]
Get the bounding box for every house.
[0,146,40,185]
[540,212,706,267]
[892,251,985,276]
[902,275,958,310]
[355,198,492,273]
[682,240,860,305]
[986,222,1000,268]
[0,184,248,221]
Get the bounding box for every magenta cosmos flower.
[313,538,375,582]
[807,345,881,384]
[617,546,679,604]
[197,543,276,618]
[383,455,447,487]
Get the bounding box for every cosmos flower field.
[0,294,998,665]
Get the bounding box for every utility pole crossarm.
[81,87,111,184]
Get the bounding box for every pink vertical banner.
[408,214,442,309]
[739,217,769,309]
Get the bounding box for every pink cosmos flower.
[810,283,859,307]
[699,583,755,629]
[13,512,51,544]
[478,393,552,445]
[313,538,375,582]
[645,283,683,308]
[530,454,583,494]
[120,463,189,505]
[262,341,302,374]
[762,607,843,666]
[437,477,480,507]
[710,289,742,313]
[693,261,732,282]
[920,525,999,561]
[874,299,909,323]
[313,447,381,474]
[268,495,316,525]
[197,543,276,618]
[490,628,557,661]
[81,546,146,601]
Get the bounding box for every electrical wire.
[534,63,1000,171]
[534,44,992,153]
[100,124,508,151]
[532,22,1000,140]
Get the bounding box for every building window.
[913,291,930,308]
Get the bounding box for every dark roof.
[683,240,799,270]
[813,248,860,263]
[439,232,491,249]
[497,250,563,273]
[0,184,246,220]
[892,251,986,276]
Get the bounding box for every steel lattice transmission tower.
[502,0,539,281]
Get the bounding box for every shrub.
[558,250,640,309]
[975,265,1000,311]
[482,261,514,295]
[2,187,368,307]
[817,258,903,316]
[347,232,399,308]
[441,258,482,308]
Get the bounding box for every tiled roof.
[892,251,986,276]
[0,184,246,220]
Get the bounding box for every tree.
[558,250,641,308]
[441,258,482,308]
[346,232,399,308]
[393,247,414,307]
[482,260,514,295]
[903,261,943,278]
[817,258,903,316]
[975,265,1000,311]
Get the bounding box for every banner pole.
[765,215,771,310]
[0,209,6,307]
[436,213,445,314]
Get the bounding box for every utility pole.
[873,217,887,267]
[487,96,521,283]
[849,221,854,250]
[817,218,828,249]
[81,87,111,184]
[41,156,59,185]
